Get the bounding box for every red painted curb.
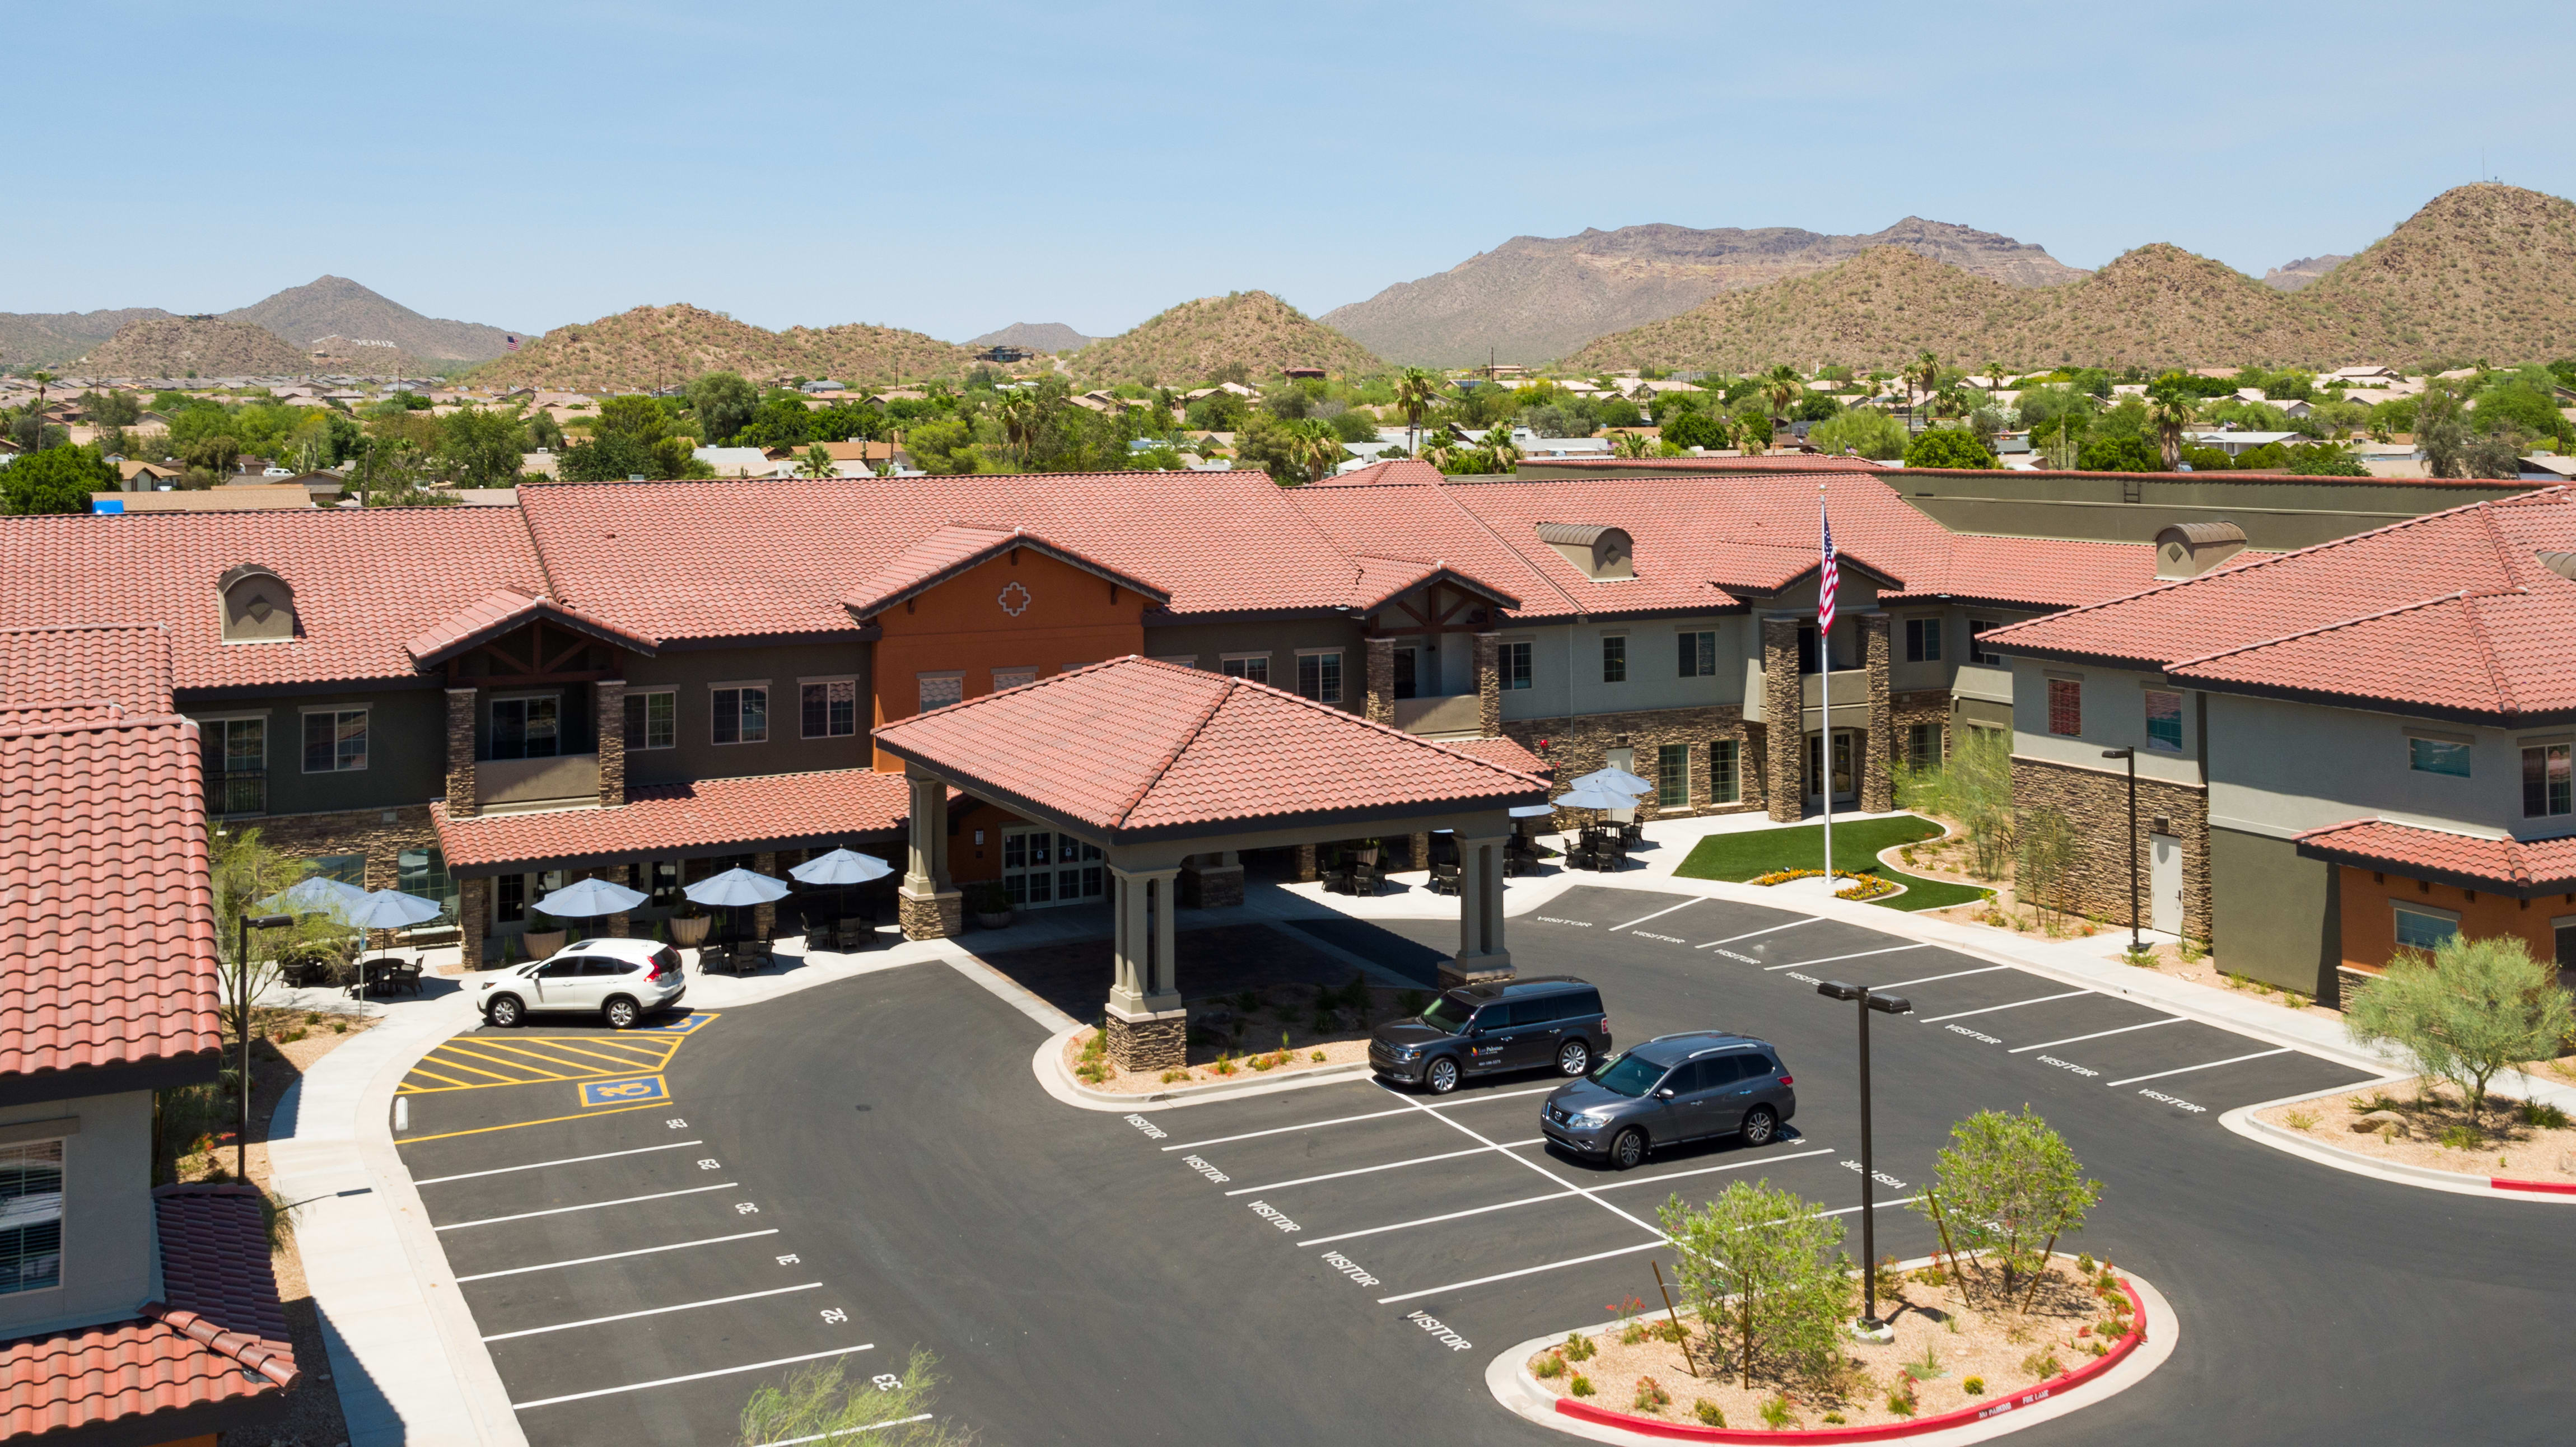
[2491,1176,2576,1195]
[1553,1280,2146,1443]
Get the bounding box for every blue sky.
[11,2,2570,342]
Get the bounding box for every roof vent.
[1535,522,1634,580]
[2153,520,2246,580]
[217,563,296,642]
[2538,550,2576,582]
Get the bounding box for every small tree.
[1893,727,2015,879]
[1902,427,1996,469]
[2013,808,2080,926]
[1660,1180,1852,1391]
[1915,1107,2101,1308]
[2345,933,2575,1127]
[209,827,319,1043]
[739,1348,967,1446]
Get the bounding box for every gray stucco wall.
[184,685,446,816]
[0,1089,152,1339]
[2204,690,2576,844]
[1144,618,1371,710]
[2210,824,2339,998]
[622,640,874,786]
[1500,614,1751,723]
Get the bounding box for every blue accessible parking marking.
[580,1075,670,1107]
[633,1012,717,1034]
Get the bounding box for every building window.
[624,689,675,750]
[2393,903,2458,954]
[2144,690,2184,754]
[1502,640,1533,690]
[1296,650,1342,703]
[2409,736,2472,778]
[1602,634,1627,683]
[495,872,525,925]
[1905,618,1942,663]
[2524,743,2572,817]
[310,854,364,886]
[916,674,963,714]
[2046,678,2081,737]
[1970,619,2003,666]
[398,847,455,920]
[202,717,266,815]
[992,667,1037,692]
[1711,738,1740,802]
[1906,722,1943,769]
[0,1140,64,1296]
[647,858,682,907]
[1796,624,1818,675]
[1392,646,1419,701]
[801,679,858,739]
[1656,743,1690,809]
[2556,917,2576,970]
[491,696,559,759]
[301,708,367,773]
[1678,630,1716,678]
[712,685,768,745]
[1219,654,1270,684]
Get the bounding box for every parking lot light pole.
[237,912,293,1181]
[2102,747,2139,951]
[1816,979,1912,1329]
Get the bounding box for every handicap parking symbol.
[635,1012,715,1035]
[580,1075,669,1107]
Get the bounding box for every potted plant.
[1352,838,1381,866]
[521,907,568,961]
[670,902,712,947]
[968,881,1015,930]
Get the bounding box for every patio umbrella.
[684,867,792,944]
[1507,804,1556,818]
[1551,782,1637,812]
[788,848,894,932]
[344,889,446,930]
[1571,765,1654,796]
[260,875,370,921]
[536,876,650,918]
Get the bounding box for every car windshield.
[1588,1052,1667,1098]
[1421,996,1477,1033]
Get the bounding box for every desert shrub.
[1915,1107,2101,1306]
[1661,1179,1852,1390]
[1693,1399,1725,1426]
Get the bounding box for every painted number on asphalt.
[1406,1311,1473,1351]
[1633,932,1687,945]
[872,1374,903,1392]
[736,1202,760,1215]
[1534,916,1593,927]
[698,1159,722,1170]
[1183,1155,1230,1183]
[1125,1113,1169,1140]
[777,1254,800,1265]
[1718,949,1761,964]
[1248,1200,1300,1233]
[1785,972,1821,986]
[666,1118,688,1128]
[820,1309,848,1324]
[1320,1251,1379,1287]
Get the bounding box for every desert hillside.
[465,304,973,389]
[1071,291,1380,385]
[223,276,520,361]
[968,321,1094,353]
[76,316,315,376]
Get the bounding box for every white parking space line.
[413,1140,704,1186]
[511,1345,875,1411]
[1871,965,2013,991]
[1589,1146,1837,1194]
[433,1181,736,1231]
[1376,1240,1667,1304]
[752,1414,935,1447]
[1763,944,1926,972]
[1372,1085,1668,1239]
[454,1229,780,1282]
[1299,1189,1579,1248]
[2106,1048,2291,1089]
[1162,1086,1556,1152]
[1695,917,1822,949]
[1225,1140,1543,1196]
[1609,897,1703,931]
[482,1282,824,1342]
[2008,1017,2187,1054]
[1916,991,2093,1024]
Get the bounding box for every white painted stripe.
[435,1182,735,1231]
[1763,943,1926,972]
[1299,1189,1578,1247]
[2008,1017,2186,1053]
[1916,990,2092,1024]
[414,1140,704,1185]
[1695,917,1823,949]
[1376,1241,1667,1304]
[1589,1146,1837,1193]
[512,1345,874,1410]
[1370,1084,1668,1239]
[1225,1141,1542,1196]
[1870,965,2013,991]
[455,1230,779,1282]
[1162,1086,1555,1152]
[2106,1048,2291,1089]
[752,1415,934,1447]
[483,1282,823,1341]
[1609,897,1703,931]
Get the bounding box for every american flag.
[1818,500,1840,636]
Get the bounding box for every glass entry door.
[1001,827,1105,909]
[1805,730,1858,806]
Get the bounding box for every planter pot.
[1354,847,1379,866]
[670,916,712,947]
[973,910,1015,930]
[522,929,567,960]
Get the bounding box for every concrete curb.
[2220,1081,2576,1204]
[1028,1022,1383,1113]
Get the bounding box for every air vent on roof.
[217,563,296,642]
[2538,550,2576,582]
[1535,522,1634,580]
[2153,520,2246,580]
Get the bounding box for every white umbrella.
[537,876,650,918]
[1507,803,1556,818]
[1552,782,1637,811]
[1571,766,1653,796]
[344,889,446,930]
[788,849,893,886]
[683,868,790,907]
[260,875,370,921]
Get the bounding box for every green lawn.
[1671,814,1992,912]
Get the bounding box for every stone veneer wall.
[1105,1011,1186,1071]
[1891,689,1955,767]
[1761,619,1802,822]
[1859,614,1894,814]
[247,804,442,891]
[2009,755,2212,941]
[1499,703,1756,829]
[1364,637,1396,726]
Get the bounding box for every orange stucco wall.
[867,547,1148,770]
[2335,865,2572,972]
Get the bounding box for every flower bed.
[1751,868,1901,901]
[1527,1257,2141,1439]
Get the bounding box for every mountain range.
[464,304,973,390]
[0,275,522,373]
[967,322,1094,353]
[1069,292,1378,386]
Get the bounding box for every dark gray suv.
[1369,976,1610,1095]
[1539,1031,1795,1169]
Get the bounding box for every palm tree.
[1483,424,1523,473]
[996,392,1039,467]
[1393,366,1442,455]
[1294,418,1343,484]
[1761,364,1803,441]
[1614,428,1656,459]
[2148,393,2198,470]
[795,444,836,478]
[1906,351,1939,432]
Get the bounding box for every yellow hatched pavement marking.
[413,1052,535,1084]
[434,1044,581,1081]
[465,1038,662,1074]
[504,1037,678,1068]
[398,1014,720,1097]
[398,1066,478,1091]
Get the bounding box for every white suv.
[479,937,685,1028]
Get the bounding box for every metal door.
[2151,834,2183,934]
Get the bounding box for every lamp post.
[2102,747,2139,951]
[236,912,293,1182]
[1816,979,1912,1330]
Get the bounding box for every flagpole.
[1818,481,1832,880]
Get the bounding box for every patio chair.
[380,959,423,996]
[1427,860,1461,894]
[698,945,734,976]
[738,937,773,972]
[1350,862,1385,896]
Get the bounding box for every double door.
[1805,730,1858,807]
[1001,827,1105,909]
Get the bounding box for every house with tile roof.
[0,624,303,1446]
[1981,487,2576,999]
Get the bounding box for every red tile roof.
[0,506,546,692]
[404,587,661,666]
[1439,734,1551,777]
[873,656,1547,839]
[433,768,912,871]
[1985,488,2576,722]
[2294,817,2576,891]
[842,524,1172,619]
[0,1186,296,1442]
[0,624,175,725]
[0,623,220,1084]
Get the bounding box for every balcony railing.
[207,768,265,816]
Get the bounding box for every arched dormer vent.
[1535,522,1635,580]
[219,563,297,642]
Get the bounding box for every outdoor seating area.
[1564,824,1630,872]
[1550,766,1655,872]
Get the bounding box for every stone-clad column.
[1104,865,1185,1071]
[1365,636,1397,725]
[898,770,962,940]
[1474,631,1501,736]
[1860,613,1894,814]
[605,864,632,939]
[445,687,479,818]
[459,876,490,968]
[596,678,627,807]
[1761,617,1803,822]
[753,851,780,940]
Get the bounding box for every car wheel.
[1611,1127,1647,1170]
[486,995,523,1028]
[603,996,640,1030]
[1425,1056,1460,1095]
[1556,1038,1590,1077]
[1742,1106,1780,1147]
